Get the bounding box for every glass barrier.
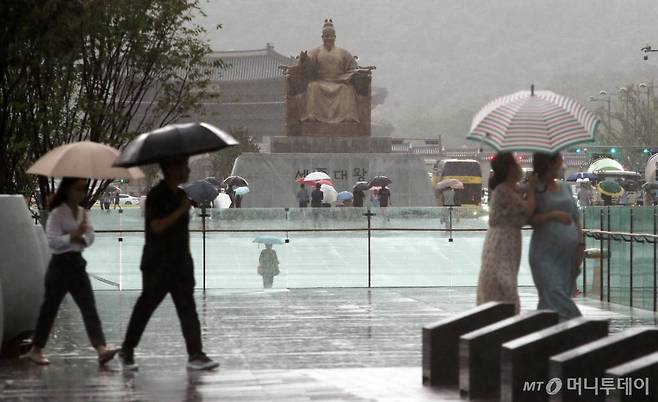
[85,207,491,290]
[631,208,655,310]
[582,206,657,311]
[82,205,658,314]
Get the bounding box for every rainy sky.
[198,0,658,146]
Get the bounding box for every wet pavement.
[1,287,656,401]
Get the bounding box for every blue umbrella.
[337,191,353,201]
[182,180,219,203]
[234,186,250,196]
[253,235,285,245]
[567,172,597,182]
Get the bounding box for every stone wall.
[231,152,435,208]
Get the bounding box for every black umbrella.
[352,181,369,192]
[223,175,249,187]
[182,180,219,203]
[113,122,238,167]
[367,176,392,188]
[621,179,640,192]
[204,177,222,187]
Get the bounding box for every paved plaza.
[1,287,656,401]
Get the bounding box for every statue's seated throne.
[283,64,374,137]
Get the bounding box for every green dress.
[529,181,582,321]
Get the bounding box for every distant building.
[202,44,294,148]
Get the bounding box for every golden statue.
[298,19,359,124]
[283,19,374,137]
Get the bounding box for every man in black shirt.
[119,157,218,371]
[310,183,324,207]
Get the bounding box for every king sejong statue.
[297,19,359,124]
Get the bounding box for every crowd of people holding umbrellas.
[184,175,249,210]
[565,162,649,207]
[294,172,392,208]
[16,82,633,372]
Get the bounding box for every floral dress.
[476,184,529,313]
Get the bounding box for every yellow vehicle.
[432,159,483,205]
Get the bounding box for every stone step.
[500,317,609,402]
[422,302,516,386]
[604,351,658,402]
[459,310,559,399]
[549,327,658,402]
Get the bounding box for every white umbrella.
[305,171,331,181]
[320,184,338,203]
[213,192,232,209]
[28,141,144,179]
[587,158,623,173]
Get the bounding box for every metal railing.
[582,207,658,311]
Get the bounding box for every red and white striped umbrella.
[467,86,599,153]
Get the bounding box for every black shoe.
[118,350,138,371]
[187,353,219,370]
[98,347,121,366]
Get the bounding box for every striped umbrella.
[467,85,599,153]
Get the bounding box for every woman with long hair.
[528,152,583,320]
[22,177,119,365]
[476,153,538,312]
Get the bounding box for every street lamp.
[639,82,655,142]
[641,44,658,60]
[589,90,612,131]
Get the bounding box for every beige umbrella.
[436,178,464,190]
[28,141,144,179]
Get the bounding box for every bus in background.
[432,159,483,206]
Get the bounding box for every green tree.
[590,83,658,170]
[0,0,220,208]
[208,127,260,180]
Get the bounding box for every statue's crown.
[322,19,334,31]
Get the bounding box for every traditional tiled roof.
[206,44,295,82]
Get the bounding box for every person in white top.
[22,177,119,365]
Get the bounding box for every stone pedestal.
[271,136,391,154]
[422,302,516,387]
[605,351,658,402]
[549,327,658,402]
[500,318,609,402]
[231,152,434,208]
[459,311,559,399]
